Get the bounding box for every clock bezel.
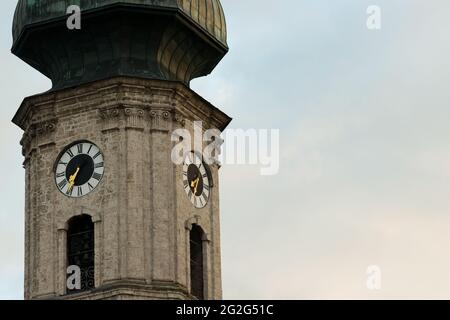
[182,151,213,209]
[53,140,105,198]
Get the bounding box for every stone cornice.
[20,118,57,157]
[13,77,232,132]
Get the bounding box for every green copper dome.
[12,0,228,89]
[13,0,227,46]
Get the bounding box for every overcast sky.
[2,0,450,299]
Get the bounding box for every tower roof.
[12,0,228,90]
[13,0,227,47]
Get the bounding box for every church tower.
[11,1,231,300]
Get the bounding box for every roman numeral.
[58,161,68,166]
[77,186,83,197]
[66,187,73,196]
[183,180,189,189]
[94,162,104,169]
[204,184,210,191]
[67,149,74,158]
[77,144,83,154]
[198,196,204,207]
[58,180,67,190]
[93,151,101,160]
[88,183,94,191]
[202,194,208,204]
[87,145,93,154]
[92,172,102,181]
[202,173,208,179]
[56,172,65,178]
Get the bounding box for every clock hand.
[194,180,199,195]
[71,159,89,183]
[190,174,197,188]
[68,167,80,191]
[191,177,200,195]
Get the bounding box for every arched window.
[67,215,95,293]
[190,224,204,300]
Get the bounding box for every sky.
[1,0,450,299]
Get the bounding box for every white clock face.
[183,152,211,209]
[55,141,105,198]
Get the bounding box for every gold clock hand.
[192,177,200,195]
[69,167,80,188]
[194,183,198,195]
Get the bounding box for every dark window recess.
[190,225,204,300]
[67,215,95,293]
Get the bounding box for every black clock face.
[55,142,104,198]
[183,153,210,209]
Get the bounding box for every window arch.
[190,224,205,300]
[67,214,95,293]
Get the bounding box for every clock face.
[55,141,105,198]
[183,152,211,209]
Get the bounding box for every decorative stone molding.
[173,112,186,127]
[99,107,121,132]
[34,120,56,136]
[124,107,145,130]
[99,108,120,120]
[100,106,146,131]
[20,119,57,155]
[150,109,171,132]
[24,120,57,139]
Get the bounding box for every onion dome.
[12,0,228,90]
